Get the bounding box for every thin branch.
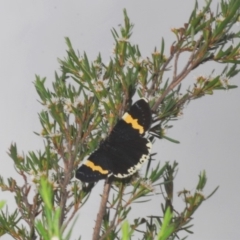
[99,184,124,240]
[59,114,82,226]
[152,36,203,112]
[61,120,85,231]
[160,45,176,73]
[62,200,81,232]
[174,37,204,82]
[173,51,180,81]
[148,48,176,98]
[92,180,112,240]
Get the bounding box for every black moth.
[76,98,152,182]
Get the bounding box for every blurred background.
[0,1,239,239]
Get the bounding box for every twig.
[59,113,84,226]
[152,35,203,112]
[173,51,180,81]
[99,184,124,240]
[62,198,81,232]
[148,49,176,98]
[92,180,112,240]
[61,118,85,232]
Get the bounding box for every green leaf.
[162,135,180,144]
[157,207,174,240]
[196,170,207,191]
[0,201,5,210]
[121,221,131,240]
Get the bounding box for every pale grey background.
[0,1,240,239]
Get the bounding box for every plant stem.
[92,180,111,240]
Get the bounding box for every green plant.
[1,1,240,239]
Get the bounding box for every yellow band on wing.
[84,160,109,174]
[122,113,144,134]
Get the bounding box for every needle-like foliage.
[1,1,240,239]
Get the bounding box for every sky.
[0,1,240,239]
